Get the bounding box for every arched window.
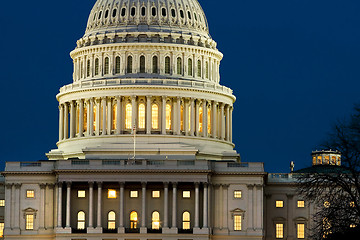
[152,211,160,229]
[93,105,97,131]
[95,58,99,76]
[152,56,158,73]
[177,57,182,75]
[197,60,201,77]
[104,57,110,74]
[131,7,136,16]
[207,106,211,134]
[182,211,190,230]
[165,56,171,74]
[166,103,172,130]
[112,9,117,18]
[188,58,193,76]
[141,7,146,16]
[138,103,145,128]
[77,211,85,229]
[199,106,203,133]
[152,104,159,129]
[87,60,91,77]
[115,56,121,74]
[125,103,132,129]
[205,61,209,79]
[76,105,80,134]
[130,211,138,229]
[180,105,184,131]
[112,103,117,130]
[140,56,146,73]
[127,56,133,73]
[152,7,156,16]
[108,211,116,229]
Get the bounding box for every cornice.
[54,169,212,174]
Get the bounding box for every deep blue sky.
[0,0,359,173]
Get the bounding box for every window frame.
[276,200,284,208]
[77,190,86,198]
[233,190,242,199]
[26,190,35,199]
[182,190,191,198]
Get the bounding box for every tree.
[297,104,360,240]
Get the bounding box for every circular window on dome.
[121,7,126,17]
[180,10,184,18]
[112,9,117,18]
[162,8,166,17]
[105,10,109,18]
[171,9,176,18]
[131,7,136,16]
[152,7,157,16]
[141,7,146,16]
[98,11,102,19]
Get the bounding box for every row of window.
[275,200,305,208]
[276,223,305,239]
[313,155,341,166]
[76,55,216,80]
[78,189,192,199]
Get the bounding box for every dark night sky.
[0,0,359,173]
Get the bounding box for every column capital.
[5,183,12,189]
[131,95,136,100]
[39,184,46,189]
[57,182,63,188]
[88,182,94,187]
[162,95,167,100]
[116,95,121,101]
[146,95,152,99]
[247,184,255,189]
[171,182,178,187]
[47,183,55,189]
[15,183,22,189]
[163,182,169,188]
[194,182,200,187]
[66,182,72,187]
[203,182,209,188]
[119,182,125,187]
[58,104,64,110]
[97,182,102,187]
[141,182,147,187]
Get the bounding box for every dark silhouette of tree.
[297,104,360,240]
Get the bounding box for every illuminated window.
[77,211,85,229]
[125,103,132,129]
[76,106,80,134]
[130,191,138,198]
[183,191,190,198]
[350,224,356,228]
[350,201,355,207]
[331,156,336,165]
[115,56,121,74]
[152,56,158,73]
[140,56,146,73]
[108,189,117,198]
[87,59,90,77]
[138,103,146,128]
[0,222,3,237]
[83,105,87,132]
[108,211,116,229]
[180,105,184,131]
[324,201,330,208]
[112,103,117,130]
[276,223,284,238]
[276,201,283,208]
[93,105,97,131]
[324,156,330,164]
[130,211,138,229]
[199,106,203,132]
[26,190,35,198]
[78,190,86,198]
[317,156,322,164]
[177,57,182,75]
[188,58,193,76]
[205,62,209,79]
[152,191,160,198]
[207,106,211,134]
[188,104,191,132]
[312,156,316,165]
[95,58,99,75]
[152,104,159,129]
[182,211,190,229]
[0,200,4,207]
[297,223,305,239]
[197,60,201,77]
[152,211,160,229]
[165,56,170,74]
[234,215,242,231]
[104,57,110,74]
[337,157,341,166]
[234,190,242,199]
[26,214,34,230]
[127,56,133,73]
[297,200,305,208]
[166,103,172,130]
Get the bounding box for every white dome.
[85,0,210,39]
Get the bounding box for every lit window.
[180,105,184,131]
[166,103,172,130]
[317,156,322,164]
[152,191,160,198]
[77,211,85,229]
[234,190,242,199]
[197,60,201,77]
[130,211,138,229]
[0,200,4,207]
[115,56,121,74]
[297,223,305,239]
[138,103,146,128]
[177,57,182,75]
[188,104,191,132]
[182,211,190,229]
[324,201,330,208]
[276,223,284,238]
[112,103,117,130]
[108,189,117,198]
[152,211,160,229]
[350,201,355,207]
[234,215,242,231]
[350,224,356,228]
[140,56,146,73]
[165,56,170,74]
[312,156,316,165]
[26,190,35,198]
[125,103,132,129]
[83,104,87,132]
[127,56,133,73]
[26,214,34,230]
[108,211,116,229]
[78,190,86,198]
[130,191,138,198]
[331,156,336,165]
[104,57,110,74]
[0,222,3,237]
[297,200,305,208]
[199,106,203,132]
[183,191,191,198]
[188,58,193,76]
[276,201,283,208]
[76,105,80,134]
[93,105,97,131]
[207,106,211,134]
[152,104,159,129]
[152,56,158,73]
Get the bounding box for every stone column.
[96,182,102,230]
[171,182,177,230]
[39,184,46,230]
[65,182,71,228]
[219,184,223,229]
[13,184,21,230]
[107,97,112,135]
[203,100,208,137]
[57,182,62,228]
[86,99,91,136]
[164,182,169,228]
[161,96,166,134]
[70,101,75,138]
[63,103,69,139]
[140,182,147,233]
[220,103,225,140]
[223,184,229,230]
[95,98,100,135]
[116,96,121,134]
[203,183,208,228]
[146,96,152,134]
[176,97,181,135]
[88,182,94,228]
[190,98,195,136]
[59,104,64,141]
[195,100,200,136]
[194,182,200,229]
[287,193,294,238]
[89,98,94,136]
[131,96,137,129]
[78,99,84,137]
[4,184,12,230]
[184,99,189,136]
[226,105,230,141]
[101,97,107,135]
[229,107,233,142]
[247,184,254,230]
[212,101,217,138]
[118,182,125,233]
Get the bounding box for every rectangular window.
[183,191,191,198]
[297,200,305,208]
[0,222,4,237]
[276,223,284,238]
[108,189,117,198]
[78,190,86,198]
[130,191,138,198]
[26,190,35,198]
[26,214,34,230]
[152,190,160,198]
[276,200,284,208]
[297,223,305,239]
[234,190,242,199]
[234,215,242,231]
[0,200,4,207]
